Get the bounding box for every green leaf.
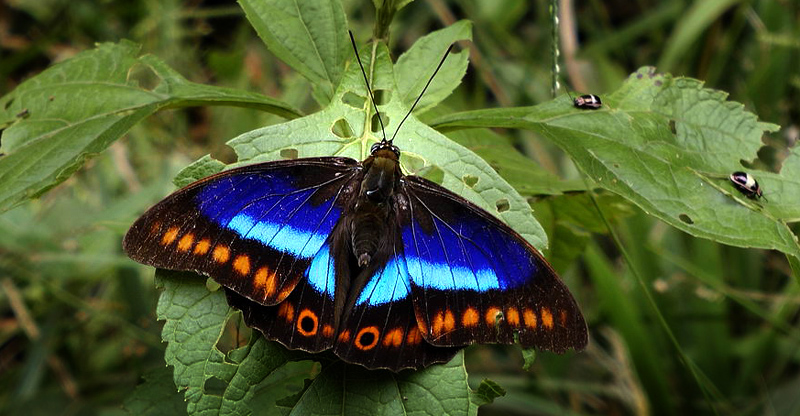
[446,128,585,196]
[174,155,227,188]
[430,67,800,261]
[471,378,506,406]
[227,41,549,249]
[123,367,187,416]
[394,20,472,115]
[156,270,300,415]
[0,41,301,214]
[280,354,494,415]
[238,0,348,104]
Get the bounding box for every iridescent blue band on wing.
[402,215,536,292]
[355,257,411,306]
[195,174,342,258]
[304,242,336,298]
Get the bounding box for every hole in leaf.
[280,148,299,159]
[128,62,160,91]
[205,277,221,292]
[3,98,14,109]
[216,311,252,356]
[203,376,228,396]
[462,174,478,188]
[332,118,353,138]
[669,120,677,134]
[495,199,510,213]
[373,89,391,105]
[209,144,237,164]
[371,113,388,133]
[402,153,426,175]
[417,164,444,185]
[342,92,365,108]
[679,214,694,224]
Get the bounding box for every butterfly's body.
[350,146,401,267]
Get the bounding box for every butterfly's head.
[370,140,400,159]
[361,141,401,204]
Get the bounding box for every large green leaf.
[238,0,348,104]
[394,20,472,115]
[123,367,187,416]
[157,270,301,415]
[277,357,501,415]
[430,67,800,263]
[224,41,549,249]
[0,41,301,214]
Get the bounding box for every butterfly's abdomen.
[349,151,401,267]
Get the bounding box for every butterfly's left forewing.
[123,158,363,352]
[398,176,588,353]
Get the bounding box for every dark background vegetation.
[1,0,798,414]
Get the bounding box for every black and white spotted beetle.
[573,94,602,110]
[729,171,764,200]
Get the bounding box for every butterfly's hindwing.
[398,176,588,353]
[123,158,361,307]
[226,220,357,353]
[332,236,460,370]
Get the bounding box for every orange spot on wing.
[296,309,318,336]
[161,226,179,246]
[276,285,294,303]
[338,330,351,343]
[194,238,211,255]
[417,316,429,336]
[212,245,230,263]
[432,311,445,337]
[322,325,334,338]
[462,307,479,327]
[443,310,455,332]
[560,310,568,327]
[277,302,294,322]
[407,328,422,345]
[485,307,502,326]
[382,328,404,348]
[541,307,554,329]
[355,326,380,350]
[233,255,251,276]
[506,307,520,326]
[177,233,194,252]
[523,309,537,329]
[254,267,277,298]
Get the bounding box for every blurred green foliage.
[0,0,798,415]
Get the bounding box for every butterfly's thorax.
[349,148,401,267]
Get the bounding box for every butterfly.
[123,39,588,371]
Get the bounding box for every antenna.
[390,43,454,143]
[349,31,387,143]
[563,84,575,101]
